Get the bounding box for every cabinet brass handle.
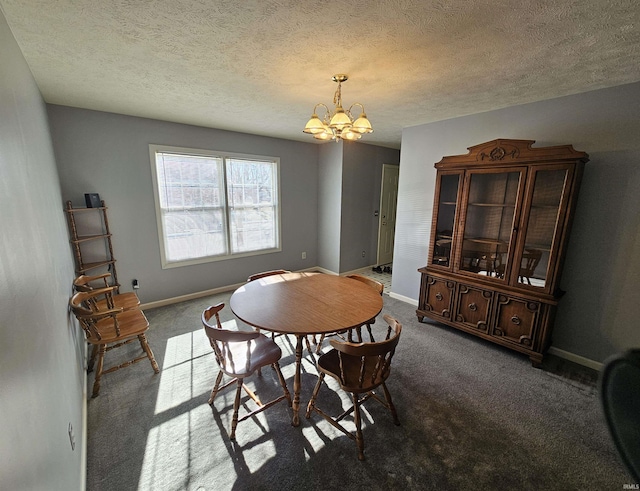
[468,303,477,312]
[435,292,443,301]
[511,315,521,325]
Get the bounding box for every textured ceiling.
[1,0,639,149]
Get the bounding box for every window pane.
[155,152,227,262]
[229,206,277,253]
[162,209,226,261]
[226,158,278,254]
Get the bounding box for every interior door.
[377,164,399,266]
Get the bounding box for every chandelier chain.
[333,81,342,107]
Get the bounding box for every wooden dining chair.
[73,273,140,311]
[519,250,543,285]
[69,287,159,398]
[74,273,142,372]
[306,314,402,460]
[315,274,384,354]
[202,303,292,440]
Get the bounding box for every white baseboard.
[140,283,243,310]
[140,267,333,310]
[341,265,377,276]
[388,291,419,306]
[547,347,603,371]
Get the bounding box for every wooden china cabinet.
[416,139,588,366]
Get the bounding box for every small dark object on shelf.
[372,266,383,273]
[85,193,101,208]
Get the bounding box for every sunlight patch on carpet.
[154,329,212,414]
[138,412,196,489]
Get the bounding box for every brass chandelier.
[303,74,374,142]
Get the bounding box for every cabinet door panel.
[492,294,540,349]
[458,169,525,281]
[515,165,573,290]
[454,284,492,332]
[421,276,455,320]
[430,172,461,268]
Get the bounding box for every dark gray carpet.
[86,291,632,490]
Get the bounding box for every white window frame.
[149,144,281,269]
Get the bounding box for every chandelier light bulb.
[351,113,373,134]
[329,108,352,131]
[303,113,325,134]
[341,129,361,141]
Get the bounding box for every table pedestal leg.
[292,335,303,426]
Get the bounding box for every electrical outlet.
[132,279,139,289]
[301,252,306,259]
[362,250,366,257]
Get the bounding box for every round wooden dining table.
[229,271,383,426]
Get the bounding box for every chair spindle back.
[69,288,124,340]
[329,314,401,392]
[202,303,260,375]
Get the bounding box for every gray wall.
[393,82,640,363]
[316,141,400,274]
[48,106,320,303]
[341,143,400,272]
[0,11,85,491]
[317,142,343,273]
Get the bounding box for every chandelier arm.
[348,102,366,117]
[313,103,331,123]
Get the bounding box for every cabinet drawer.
[420,275,455,320]
[492,294,540,349]
[454,284,493,332]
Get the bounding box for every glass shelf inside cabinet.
[460,171,520,278]
[432,174,460,267]
[518,168,568,287]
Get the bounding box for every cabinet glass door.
[431,173,460,267]
[517,167,569,288]
[459,170,522,278]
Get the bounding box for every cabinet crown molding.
[435,139,589,169]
